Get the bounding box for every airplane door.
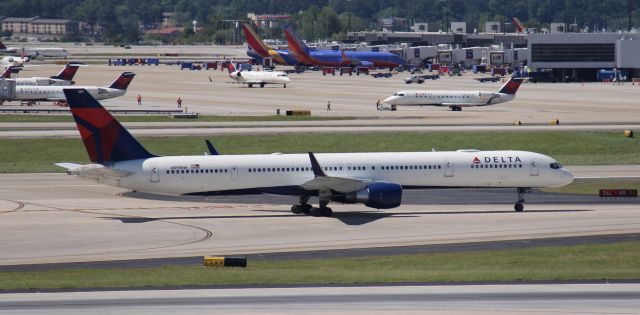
[530,159,539,176]
[150,163,160,183]
[444,159,454,177]
[231,166,238,180]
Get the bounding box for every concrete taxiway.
[3,62,640,125]
[1,284,639,314]
[0,172,637,266]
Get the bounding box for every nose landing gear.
[515,187,531,212]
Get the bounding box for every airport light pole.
[348,0,351,33]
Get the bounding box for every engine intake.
[333,182,402,209]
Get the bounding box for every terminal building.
[527,33,640,81]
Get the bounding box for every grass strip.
[543,179,640,195]
[1,131,638,173]
[1,241,638,291]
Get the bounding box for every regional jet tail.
[227,63,290,88]
[383,77,523,111]
[1,66,21,78]
[56,88,572,215]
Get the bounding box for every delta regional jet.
[11,72,135,105]
[383,77,523,111]
[227,63,290,88]
[3,62,84,86]
[56,88,573,215]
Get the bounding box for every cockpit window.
[393,93,398,96]
[550,162,562,169]
[398,93,405,96]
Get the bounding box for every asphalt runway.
[0,172,637,267]
[1,284,639,314]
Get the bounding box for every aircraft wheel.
[291,204,303,214]
[260,83,265,88]
[248,84,253,88]
[514,203,524,212]
[310,207,323,217]
[321,207,333,217]
[283,84,287,88]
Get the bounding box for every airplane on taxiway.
[0,40,70,59]
[227,63,290,88]
[9,72,135,105]
[383,77,523,111]
[56,88,573,215]
[2,62,84,86]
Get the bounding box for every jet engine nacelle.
[332,182,402,209]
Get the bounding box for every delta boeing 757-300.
[56,88,573,216]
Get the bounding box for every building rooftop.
[2,17,38,23]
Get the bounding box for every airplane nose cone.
[559,169,574,186]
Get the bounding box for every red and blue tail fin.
[242,24,272,57]
[498,77,523,95]
[52,62,83,81]
[108,72,136,90]
[283,26,310,54]
[63,88,154,163]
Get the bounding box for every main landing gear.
[514,187,531,212]
[290,195,333,217]
[449,105,462,111]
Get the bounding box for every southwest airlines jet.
[242,24,300,66]
[57,89,573,215]
[243,24,405,68]
[283,26,405,68]
[384,77,523,111]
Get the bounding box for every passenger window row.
[166,169,227,174]
[471,164,523,169]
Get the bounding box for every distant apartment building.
[2,17,78,35]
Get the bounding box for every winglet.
[308,152,327,177]
[205,139,219,155]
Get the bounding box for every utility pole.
[348,0,351,33]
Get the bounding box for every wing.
[300,152,369,193]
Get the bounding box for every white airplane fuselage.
[15,85,126,101]
[6,47,69,58]
[384,90,516,107]
[81,150,573,196]
[13,77,73,86]
[230,70,290,86]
